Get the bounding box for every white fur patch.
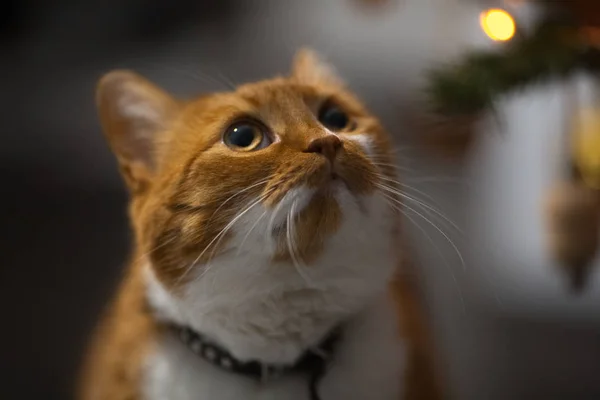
[267,186,316,232]
[342,133,375,159]
[145,266,184,323]
[144,179,405,399]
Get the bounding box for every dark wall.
[1,1,241,398]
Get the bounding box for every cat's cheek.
[144,263,186,324]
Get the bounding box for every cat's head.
[97,49,399,295]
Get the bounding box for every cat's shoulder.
[78,264,155,400]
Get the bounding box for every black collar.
[170,324,342,400]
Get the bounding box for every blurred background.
[3,0,600,399]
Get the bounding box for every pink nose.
[304,135,342,163]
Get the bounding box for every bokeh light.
[480,8,516,42]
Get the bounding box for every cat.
[79,48,442,400]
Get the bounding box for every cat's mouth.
[330,172,345,185]
[269,174,351,235]
[315,169,351,197]
[266,161,364,235]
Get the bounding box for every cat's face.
[98,49,398,292]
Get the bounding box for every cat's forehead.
[191,78,333,113]
[236,78,323,104]
[182,78,361,127]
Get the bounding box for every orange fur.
[78,49,443,400]
[78,257,155,400]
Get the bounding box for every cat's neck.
[144,262,377,364]
[142,193,397,365]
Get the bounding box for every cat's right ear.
[96,70,179,193]
[291,48,344,87]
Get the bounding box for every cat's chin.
[323,173,350,193]
[269,179,351,234]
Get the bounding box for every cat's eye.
[223,121,271,152]
[318,103,352,131]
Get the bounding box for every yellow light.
[480,9,516,42]
[573,109,600,189]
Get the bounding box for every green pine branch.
[425,15,600,116]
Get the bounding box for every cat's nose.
[304,135,342,163]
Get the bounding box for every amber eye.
[223,121,271,151]
[318,103,351,131]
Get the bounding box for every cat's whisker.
[206,186,278,269]
[371,162,413,173]
[376,187,458,237]
[267,198,288,253]
[368,160,421,176]
[208,177,274,222]
[179,193,270,286]
[236,210,269,257]
[205,191,274,266]
[180,69,229,89]
[286,200,314,288]
[131,235,179,266]
[407,176,467,185]
[167,176,276,217]
[140,62,237,91]
[397,182,441,207]
[370,160,400,167]
[342,162,454,231]
[335,159,458,236]
[370,157,467,186]
[375,174,440,207]
[369,173,449,229]
[377,183,463,235]
[369,153,400,163]
[388,201,466,315]
[214,70,238,91]
[379,190,466,272]
[180,178,274,280]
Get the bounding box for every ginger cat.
[79,49,441,400]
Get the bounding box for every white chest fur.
[144,186,404,399]
[143,294,405,400]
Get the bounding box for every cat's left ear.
[96,70,179,193]
[291,48,344,87]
